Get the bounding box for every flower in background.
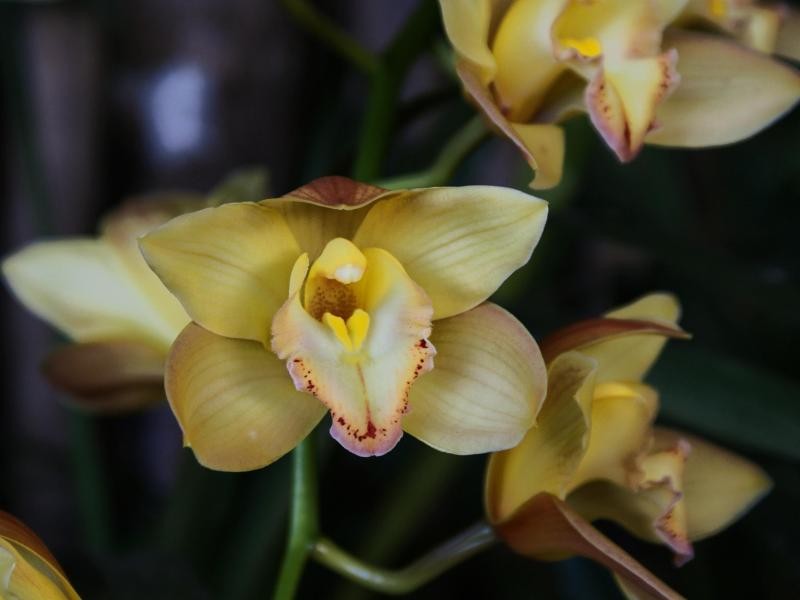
[140,176,548,469]
[485,293,770,598]
[440,0,800,188]
[0,510,80,599]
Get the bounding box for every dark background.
[1,1,799,598]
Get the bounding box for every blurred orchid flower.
[485,293,771,599]
[0,510,80,599]
[2,169,268,413]
[440,0,800,188]
[139,176,548,469]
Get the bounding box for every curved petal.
[0,511,80,600]
[268,177,393,260]
[403,303,546,456]
[439,0,497,84]
[3,239,181,349]
[271,250,435,457]
[140,203,301,343]
[486,351,596,524]
[654,427,772,541]
[495,494,683,600]
[647,33,800,147]
[352,186,548,320]
[509,123,565,189]
[580,293,682,383]
[166,323,325,471]
[43,340,165,413]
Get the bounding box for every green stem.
[352,0,440,181]
[273,436,319,600]
[376,116,488,189]
[281,0,378,74]
[312,522,496,595]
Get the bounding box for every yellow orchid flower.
[139,176,548,469]
[485,293,771,599]
[0,510,80,599]
[2,194,204,412]
[439,0,800,188]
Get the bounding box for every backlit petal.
[647,33,800,147]
[271,250,435,457]
[579,293,682,383]
[43,340,165,413]
[486,352,595,524]
[166,323,325,471]
[352,186,548,319]
[439,0,496,85]
[403,303,546,455]
[654,427,772,541]
[3,239,181,349]
[140,203,301,343]
[495,494,683,600]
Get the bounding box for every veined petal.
[647,33,800,147]
[268,177,393,260]
[0,511,80,600]
[352,186,548,320]
[568,439,694,565]
[403,303,546,455]
[3,239,181,349]
[495,494,683,600]
[586,51,679,161]
[271,250,435,457]
[43,340,165,413]
[165,323,325,471]
[140,203,301,343]
[491,0,568,120]
[654,427,772,541]
[570,382,659,490]
[579,293,682,383]
[439,0,496,85]
[486,352,596,524]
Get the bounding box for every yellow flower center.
[709,0,727,17]
[560,36,603,58]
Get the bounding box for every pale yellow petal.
[509,123,565,190]
[491,0,568,120]
[654,427,772,541]
[140,202,301,343]
[271,250,435,457]
[570,382,659,490]
[165,323,325,471]
[486,351,596,524]
[647,33,800,147]
[403,303,546,455]
[580,293,682,383]
[439,0,497,85]
[353,186,548,320]
[495,494,683,600]
[3,239,180,349]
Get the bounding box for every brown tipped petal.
[496,494,684,600]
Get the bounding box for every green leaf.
[649,344,800,460]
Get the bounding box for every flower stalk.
[311,522,496,595]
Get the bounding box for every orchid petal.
[654,427,772,541]
[509,123,565,189]
[271,250,435,457]
[439,0,496,85]
[486,352,596,524]
[647,33,800,147]
[3,239,182,349]
[579,293,682,383]
[43,340,165,413]
[403,303,546,455]
[140,203,301,343]
[0,511,80,600]
[495,494,683,600]
[776,9,800,61]
[352,186,548,319]
[165,323,325,471]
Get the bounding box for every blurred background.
[1,0,799,598]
